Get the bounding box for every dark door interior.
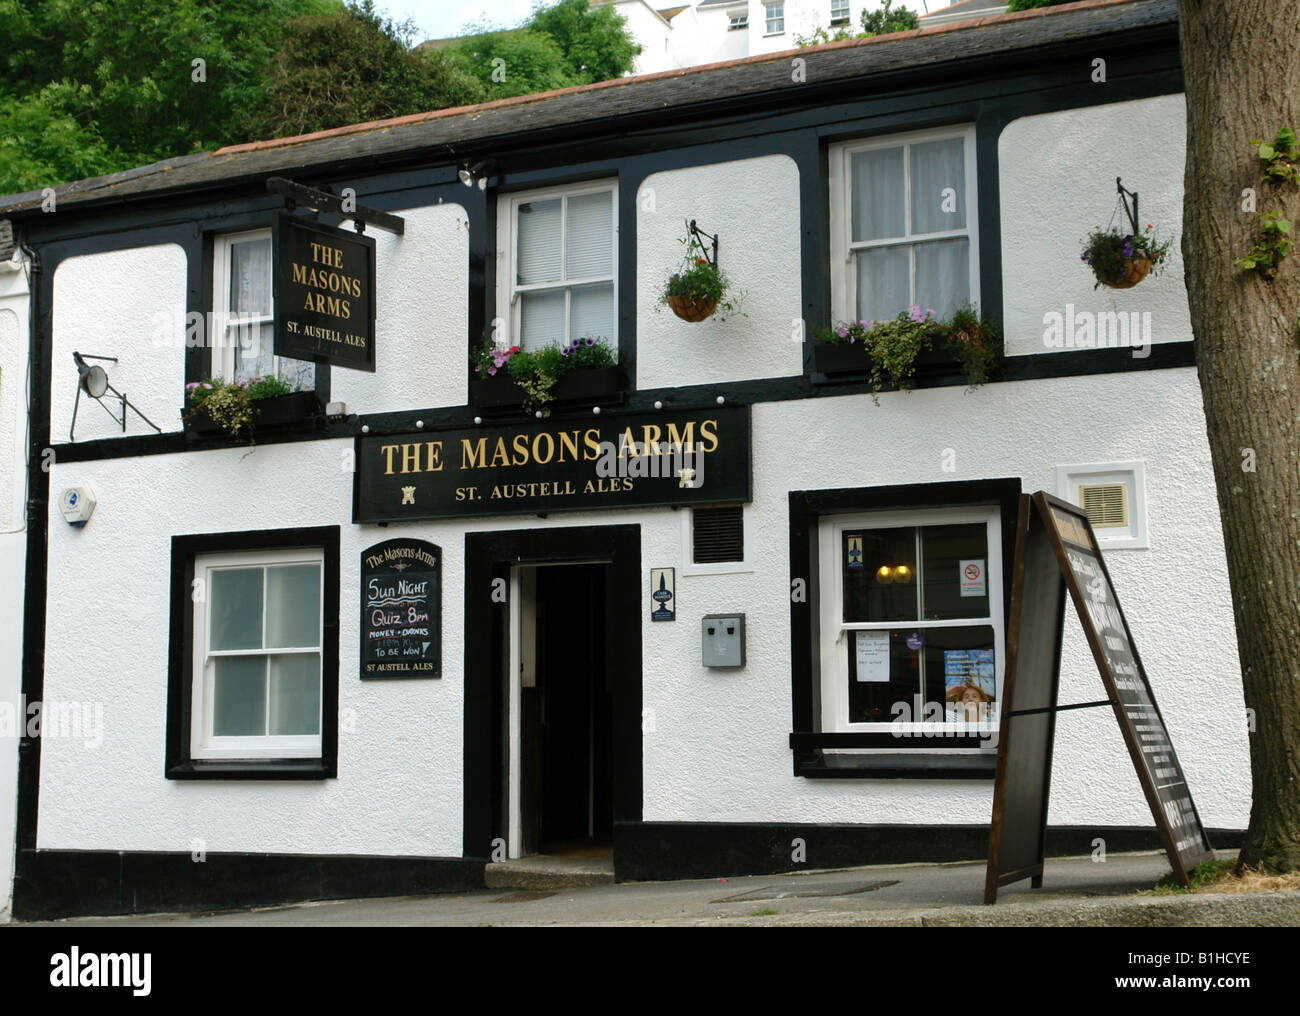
[521,563,612,854]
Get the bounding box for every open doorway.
[510,563,612,859]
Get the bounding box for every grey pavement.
[7,849,1299,927]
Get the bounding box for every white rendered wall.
[37,365,1247,854]
[331,203,469,415]
[614,2,674,75]
[638,367,1246,833]
[51,245,187,443]
[637,154,803,388]
[0,265,29,919]
[999,95,1192,357]
[695,7,750,65]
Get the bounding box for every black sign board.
[985,492,1213,902]
[273,212,376,373]
[360,539,441,679]
[353,405,751,523]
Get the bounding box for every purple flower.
[202,383,213,390]
[836,325,848,339]
[585,336,595,347]
[487,366,497,376]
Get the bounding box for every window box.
[470,365,624,410]
[811,340,957,381]
[182,390,323,437]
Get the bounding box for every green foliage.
[1149,858,1236,894]
[1253,128,1300,186]
[859,0,919,35]
[796,1,919,47]
[184,374,300,440]
[1081,224,1172,288]
[816,305,1001,398]
[527,0,641,83]
[247,0,485,139]
[0,0,336,193]
[1006,0,1072,11]
[442,28,581,99]
[1236,210,1292,276]
[659,222,744,320]
[442,0,640,100]
[1238,128,1300,278]
[471,336,616,416]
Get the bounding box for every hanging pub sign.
[353,405,751,523]
[360,538,441,679]
[984,492,1213,903]
[272,211,376,372]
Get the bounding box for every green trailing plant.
[659,222,744,322]
[1238,128,1300,277]
[815,305,1002,401]
[183,374,299,441]
[1236,210,1292,276]
[796,1,919,47]
[471,335,616,417]
[937,305,1002,388]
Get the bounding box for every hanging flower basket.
[666,294,719,322]
[1101,256,1152,290]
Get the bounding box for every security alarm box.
[701,613,745,668]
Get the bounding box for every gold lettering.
[583,428,602,461]
[292,263,307,285]
[641,424,662,457]
[558,430,579,463]
[425,441,443,472]
[619,427,639,457]
[666,421,696,453]
[532,432,554,464]
[490,438,510,468]
[700,418,719,453]
[461,437,486,469]
[400,443,420,474]
[512,433,530,466]
[380,444,399,475]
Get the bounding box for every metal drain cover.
[713,879,900,903]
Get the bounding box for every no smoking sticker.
[960,559,986,597]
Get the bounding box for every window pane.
[275,356,316,392]
[910,138,967,234]
[565,191,613,280]
[232,321,274,382]
[213,655,267,735]
[229,238,271,316]
[569,283,614,346]
[842,528,918,623]
[265,564,321,648]
[850,146,905,242]
[847,627,922,724]
[210,568,263,650]
[927,627,996,723]
[517,198,562,285]
[268,653,321,735]
[519,289,565,351]
[920,523,990,620]
[854,245,910,324]
[913,237,970,321]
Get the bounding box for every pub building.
[0,0,1251,920]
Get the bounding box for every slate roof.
[0,0,1176,219]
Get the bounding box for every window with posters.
[816,505,1004,746]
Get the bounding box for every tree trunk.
[1178,0,1300,873]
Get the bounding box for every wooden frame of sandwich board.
[984,491,1214,904]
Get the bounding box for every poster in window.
[854,630,890,682]
[360,538,441,678]
[944,648,994,721]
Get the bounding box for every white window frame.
[765,2,785,35]
[191,546,325,760]
[496,180,619,352]
[830,0,851,26]
[212,228,315,388]
[679,504,754,577]
[829,125,981,325]
[728,12,749,30]
[817,505,1004,746]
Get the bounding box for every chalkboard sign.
[985,492,1213,903]
[360,539,441,679]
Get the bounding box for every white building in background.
[597,0,1010,72]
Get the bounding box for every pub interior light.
[69,351,161,442]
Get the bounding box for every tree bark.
[1178,0,1300,873]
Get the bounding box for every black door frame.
[463,524,642,860]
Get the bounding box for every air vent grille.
[1079,482,1128,529]
[693,505,744,563]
